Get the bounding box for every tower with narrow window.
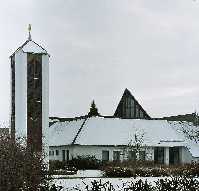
[10,26,49,159]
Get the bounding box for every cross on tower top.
[28,24,32,41]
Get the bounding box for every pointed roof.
[11,25,49,57]
[114,88,151,119]
[11,39,48,57]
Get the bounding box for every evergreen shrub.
[68,155,102,170]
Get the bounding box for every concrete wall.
[15,50,27,138]
[49,145,154,162]
[49,145,197,164]
[42,55,49,163]
[180,146,194,164]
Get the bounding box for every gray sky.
[0,0,199,124]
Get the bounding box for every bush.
[0,134,50,191]
[49,160,77,175]
[104,166,170,178]
[68,155,102,170]
[49,160,68,171]
[103,160,199,178]
[104,166,135,177]
[156,176,199,191]
[72,179,153,191]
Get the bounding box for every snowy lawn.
[52,170,199,190]
[52,170,198,190]
[54,177,161,190]
[52,170,104,179]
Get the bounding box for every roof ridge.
[72,117,88,144]
[10,39,48,57]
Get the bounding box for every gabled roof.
[49,117,199,157]
[11,39,49,57]
[49,118,85,147]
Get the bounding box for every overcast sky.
[0,0,199,124]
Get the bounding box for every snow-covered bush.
[156,176,199,191]
[65,177,199,191]
[73,179,153,191]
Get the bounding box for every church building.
[49,89,199,165]
[9,27,199,166]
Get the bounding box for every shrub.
[49,160,68,171]
[49,160,77,175]
[103,160,199,178]
[73,179,153,191]
[68,155,102,170]
[155,176,199,191]
[104,166,135,177]
[0,134,50,191]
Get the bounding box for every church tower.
[10,25,49,157]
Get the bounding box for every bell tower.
[10,25,49,158]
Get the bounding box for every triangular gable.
[114,88,150,119]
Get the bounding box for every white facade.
[49,145,195,165]
[42,55,49,162]
[15,50,27,138]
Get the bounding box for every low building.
[49,117,199,165]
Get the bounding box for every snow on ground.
[54,177,160,190]
[53,170,104,179]
[53,170,199,190]
[54,177,199,191]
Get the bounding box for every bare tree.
[123,132,146,161]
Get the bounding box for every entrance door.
[169,147,180,165]
[62,150,65,161]
[66,150,69,161]
[154,147,164,164]
[102,150,109,161]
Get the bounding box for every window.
[49,151,51,156]
[128,150,136,160]
[56,150,59,156]
[52,151,54,156]
[113,151,120,161]
[102,150,109,161]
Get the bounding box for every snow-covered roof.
[49,119,85,146]
[49,117,199,157]
[11,39,48,56]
